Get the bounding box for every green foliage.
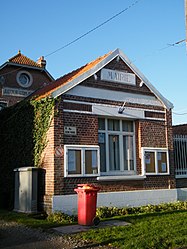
[77,211,187,249]
[31,97,55,166]
[0,97,55,208]
[47,211,77,224]
[0,101,34,209]
[96,201,187,218]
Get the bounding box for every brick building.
[0,50,54,109]
[33,48,179,213]
[173,124,187,188]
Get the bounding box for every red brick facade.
[0,52,53,108]
[39,50,175,212]
[173,124,187,135]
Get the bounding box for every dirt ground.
[0,220,116,249]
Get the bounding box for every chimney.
[37,56,46,68]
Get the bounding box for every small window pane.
[123,135,134,170]
[145,151,155,173]
[158,152,167,173]
[68,150,81,175]
[99,133,106,172]
[85,150,98,174]
[108,119,120,131]
[122,120,133,132]
[98,118,105,130]
[109,135,120,170]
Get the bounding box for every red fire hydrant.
[74,184,100,226]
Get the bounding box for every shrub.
[47,212,77,224]
[96,201,187,218]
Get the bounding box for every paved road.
[0,220,117,249]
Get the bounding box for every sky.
[0,0,186,125]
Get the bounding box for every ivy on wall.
[31,97,55,167]
[0,97,55,208]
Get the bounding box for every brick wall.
[63,112,98,145]
[48,99,175,196]
[173,124,187,135]
[176,178,187,188]
[40,59,175,210]
[41,111,55,212]
[0,66,53,107]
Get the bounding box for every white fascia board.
[51,50,120,99]
[117,49,173,110]
[0,62,8,70]
[52,48,173,110]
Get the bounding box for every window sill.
[97,175,146,181]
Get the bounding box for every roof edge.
[117,49,173,110]
[0,62,54,81]
[45,48,173,110]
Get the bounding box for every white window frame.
[141,147,170,175]
[0,101,8,111]
[64,145,100,177]
[98,118,136,176]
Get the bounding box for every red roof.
[8,50,42,68]
[34,51,112,100]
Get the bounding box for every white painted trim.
[63,103,165,121]
[175,175,187,179]
[141,147,170,175]
[52,188,181,215]
[64,145,100,177]
[65,85,162,107]
[63,109,91,114]
[64,99,165,112]
[117,48,173,110]
[97,175,146,181]
[145,117,165,121]
[98,118,136,175]
[63,99,166,121]
[51,48,173,110]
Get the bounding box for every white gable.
[52,48,173,110]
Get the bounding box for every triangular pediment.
[33,48,173,110]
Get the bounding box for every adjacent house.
[173,124,187,188]
[0,51,54,209]
[32,48,177,213]
[0,50,54,109]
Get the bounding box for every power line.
[44,0,141,58]
[173,111,187,116]
[0,66,27,77]
[159,39,186,51]
[0,0,141,78]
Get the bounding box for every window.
[64,145,100,177]
[0,102,8,111]
[16,71,33,88]
[98,118,135,175]
[142,148,169,175]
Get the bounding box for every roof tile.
[34,51,112,100]
[8,50,42,68]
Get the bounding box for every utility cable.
[44,0,141,58]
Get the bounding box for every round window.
[16,71,33,88]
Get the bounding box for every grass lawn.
[1,209,187,248]
[75,211,187,249]
[0,209,61,229]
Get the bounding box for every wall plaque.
[64,126,77,136]
[101,68,136,85]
